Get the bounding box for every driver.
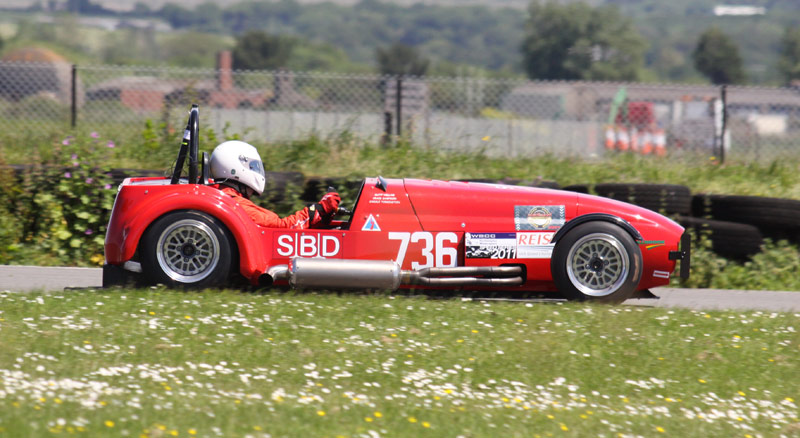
[209,140,340,229]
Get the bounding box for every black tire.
[594,183,691,215]
[301,177,361,202]
[459,178,561,189]
[677,216,763,260]
[691,194,800,231]
[526,180,561,189]
[140,210,235,287]
[562,184,590,194]
[456,178,499,184]
[262,171,305,203]
[551,222,642,302]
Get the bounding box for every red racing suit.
[218,186,315,229]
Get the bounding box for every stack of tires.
[563,183,800,260]
[689,194,800,257]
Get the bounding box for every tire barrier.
[262,171,305,203]
[593,183,691,216]
[563,183,800,259]
[457,178,561,189]
[527,180,561,190]
[677,216,764,260]
[562,184,590,194]
[692,193,800,243]
[561,183,691,215]
[300,177,363,203]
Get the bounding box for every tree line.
[10,0,800,86]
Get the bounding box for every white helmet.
[209,140,266,195]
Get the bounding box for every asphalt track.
[1,265,799,312]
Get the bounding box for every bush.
[4,93,66,121]
[0,132,116,266]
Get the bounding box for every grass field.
[1,288,798,437]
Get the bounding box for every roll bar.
[170,104,200,185]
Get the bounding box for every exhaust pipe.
[289,258,401,290]
[259,264,289,287]
[401,266,523,287]
[287,257,523,290]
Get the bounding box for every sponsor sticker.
[368,192,401,205]
[274,233,341,258]
[514,205,565,231]
[516,232,555,259]
[465,232,517,259]
[466,232,557,260]
[362,214,381,231]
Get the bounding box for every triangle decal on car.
[362,214,381,231]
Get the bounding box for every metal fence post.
[382,112,392,147]
[396,76,402,137]
[71,64,77,128]
[720,85,727,164]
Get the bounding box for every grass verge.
[1,288,798,437]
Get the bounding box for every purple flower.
[90,132,99,139]
[85,229,93,235]
[71,154,78,160]
[104,184,112,190]
[73,161,79,167]
[64,172,71,178]
[106,140,115,149]
[85,177,93,184]
[62,139,70,146]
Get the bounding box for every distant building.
[86,76,182,112]
[713,5,766,16]
[271,69,318,109]
[501,81,800,136]
[86,51,272,112]
[0,47,83,106]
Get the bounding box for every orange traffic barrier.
[615,125,630,151]
[640,130,653,155]
[604,125,616,150]
[653,128,666,156]
[629,128,639,152]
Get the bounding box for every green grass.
[1,289,798,437]
[683,238,800,291]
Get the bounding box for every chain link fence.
[2,59,800,162]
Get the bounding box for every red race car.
[104,106,690,302]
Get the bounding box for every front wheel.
[550,222,642,302]
[140,211,235,288]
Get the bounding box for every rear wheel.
[141,211,234,287]
[551,222,642,302]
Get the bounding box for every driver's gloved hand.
[308,192,341,226]
[318,192,341,219]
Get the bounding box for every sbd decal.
[275,233,341,258]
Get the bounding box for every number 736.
[388,231,458,269]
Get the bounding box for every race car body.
[104,106,690,302]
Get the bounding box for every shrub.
[0,132,116,266]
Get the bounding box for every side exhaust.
[289,258,402,290]
[276,257,524,291]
